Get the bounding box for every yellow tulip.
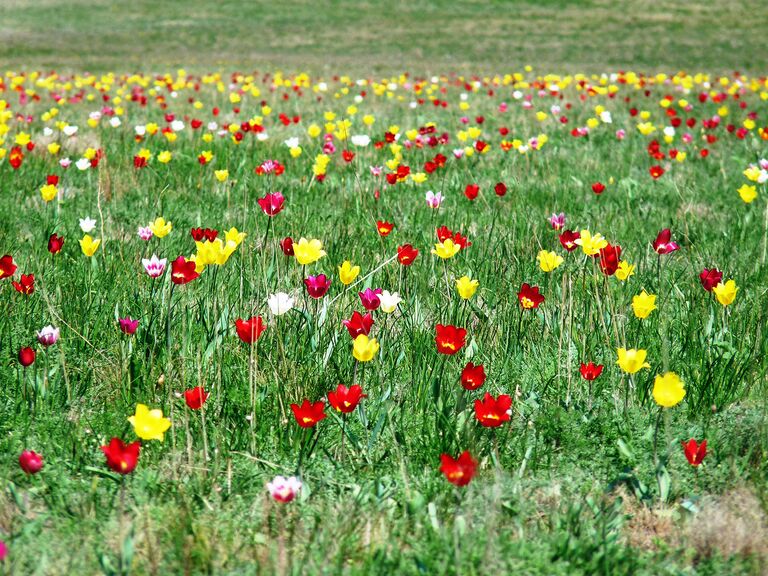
[214,169,229,182]
[615,261,635,281]
[537,250,563,272]
[128,404,171,441]
[431,238,461,260]
[652,372,686,408]
[738,184,757,203]
[40,184,57,202]
[616,348,650,374]
[338,260,360,285]
[79,234,101,257]
[712,280,738,306]
[353,334,379,362]
[149,217,172,238]
[632,290,657,319]
[455,276,479,299]
[575,230,608,256]
[294,238,327,266]
[224,227,246,246]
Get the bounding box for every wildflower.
[377,221,394,236]
[575,230,608,256]
[460,362,486,391]
[653,229,679,254]
[48,234,65,254]
[101,438,140,474]
[464,183,479,200]
[40,183,58,202]
[128,404,171,441]
[425,191,444,208]
[0,255,17,279]
[142,254,167,278]
[12,274,34,295]
[652,372,686,408]
[267,475,302,503]
[494,182,507,196]
[598,243,622,276]
[699,268,723,292]
[632,290,657,319]
[615,261,635,281]
[214,169,229,182]
[268,292,294,316]
[19,450,43,474]
[293,238,326,265]
[235,316,266,344]
[549,213,566,230]
[397,244,419,265]
[559,230,580,252]
[435,324,467,355]
[616,348,650,374]
[359,288,383,311]
[379,290,402,313]
[290,399,326,427]
[682,439,707,466]
[328,384,366,413]
[170,256,200,285]
[713,280,738,306]
[37,325,59,347]
[79,217,97,233]
[118,317,139,335]
[137,226,153,241]
[343,311,373,338]
[280,237,295,256]
[439,451,478,486]
[0,539,6,561]
[304,274,331,298]
[257,192,285,216]
[18,347,35,367]
[184,387,209,410]
[737,184,757,203]
[338,260,360,285]
[352,334,380,362]
[79,234,101,256]
[518,283,544,309]
[537,250,563,272]
[649,165,665,179]
[432,238,461,259]
[579,362,604,381]
[149,217,172,238]
[592,182,606,194]
[456,276,479,299]
[474,393,512,427]
[224,227,246,246]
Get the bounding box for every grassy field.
[1,3,768,576]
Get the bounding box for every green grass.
[1,0,768,73]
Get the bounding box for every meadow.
[1,2,768,576]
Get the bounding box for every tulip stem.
[653,406,663,499]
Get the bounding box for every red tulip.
[0,255,17,279]
[464,183,479,200]
[327,384,366,413]
[439,451,477,486]
[558,230,580,252]
[280,237,295,256]
[681,439,707,467]
[435,324,467,355]
[652,228,679,255]
[592,182,606,194]
[699,268,723,292]
[598,244,621,276]
[18,347,36,367]
[342,311,373,339]
[377,220,394,237]
[170,256,200,285]
[397,244,419,266]
[579,362,604,381]
[47,233,65,254]
[649,165,665,179]
[101,438,140,474]
[304,274,331,299]
[474,393,512,427]
[290,399,327,428]
[257,192,285,216]
[235,316,266,344]
[460,362,486,391]
[494,182,507,197]
[12,274,34,295]
[184,386,209,410]
[359,288,383,311]
[19,450,43,474]
[518,283,544,309]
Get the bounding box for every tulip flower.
[537,250,563,272]
[149,217,172,238]
[435,324,466,355]
[598,244,621,276]
[267,475,302,502]
[352,334,380,362]
[712,280,738,306]
[558,230,580,252]
[460,362,486,390]
[268,292,294,316]
[12,274,34,295]
[290,399,327,427]
[616,348,650,374]
[359,288,383,310]
[432,238,461,259]
[142,254,167,278]
[40,183,57,202]
[304,274,332,298]
[649,165,664,179]
[342,311,373,338]
[18,347,35,367]
[0,539,6,561]
[652,372,686,408]
[101,438,140,474]
[0,255,17,279]
[170,256,200,284]
[652,229,679,255]
[235,316,267,344]
[574,230,608,256]
[184,386,209,410]
[379,290,402,313]
[456,276,479,299]
[738,184,758,203]
[48,234,65,254]
[129,404,171,441]
[37,325,60,347]
[79,217,97,233]
[632,290,657,319]
[224,228,246,247]
[682,439,707,466]
[338,260,360,285]
[397,244,419,265]
[257,192,285,216]
[19,450,43,474]
[474,393,512,427]
[328,384,366,413]
[280,237,295,256]
[425,191,444,208]
[579,362,604,381]
[137,226,153,241]
[615,261,635,281]
[377,221,394,236]
[518,283,544,309]
[293,238,326,265]
[699,268,723,292]
[548,213,566,230]
[439,451,477,486]
[79,234,101,256]
[118,317,139,335]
